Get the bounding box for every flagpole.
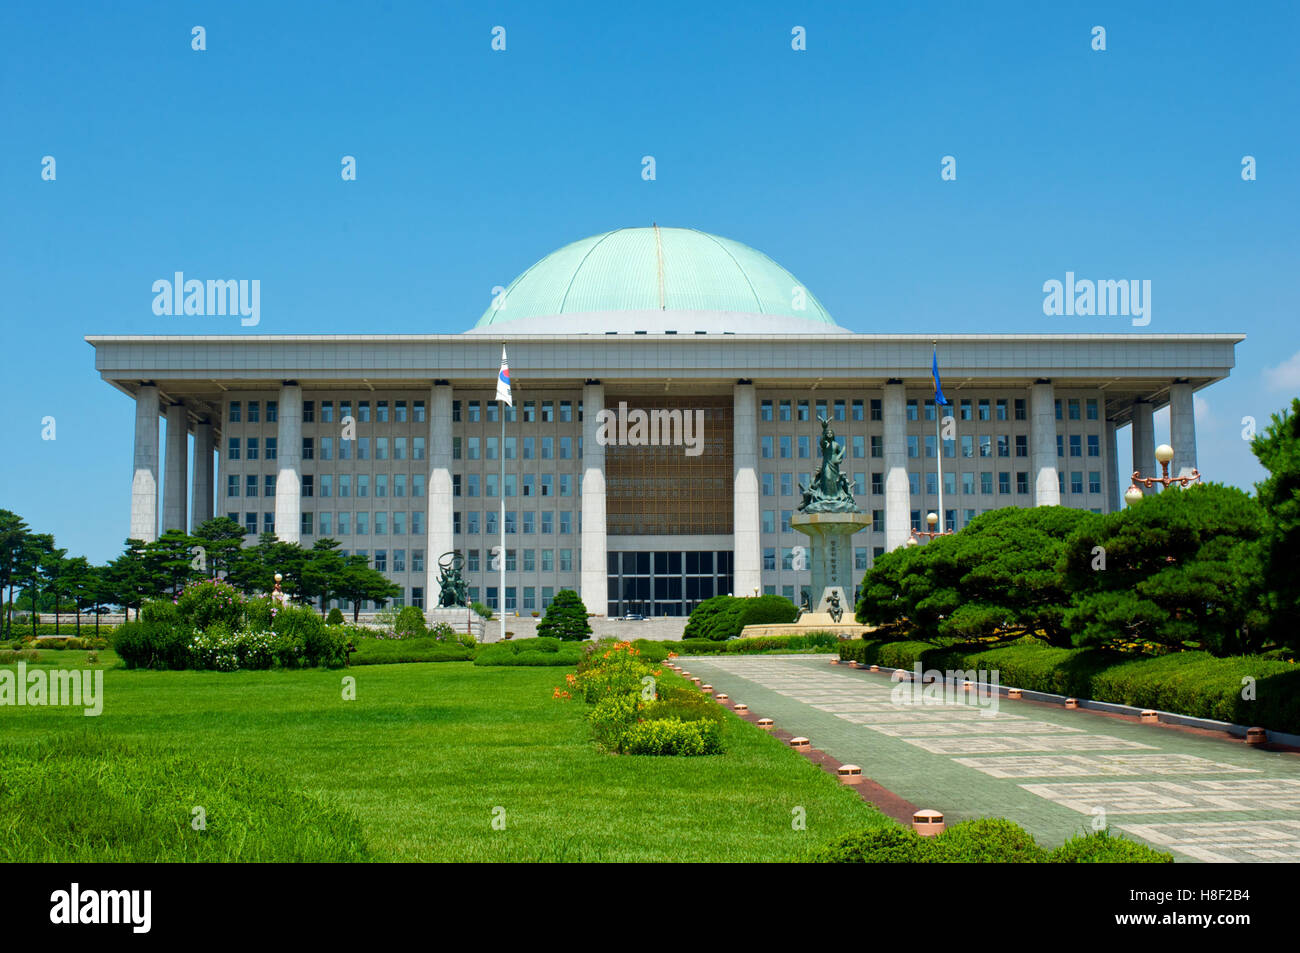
[934,341,945,534]
[500,393,506,643]
[499,346,507,644]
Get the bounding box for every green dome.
[471,227,840,333]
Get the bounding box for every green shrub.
[176,579,245,632]
[684,595,745,641]
[1049,830,1174,863]
[738,594,799,629]
[537,589,593,641]
[933,818,1047,863]
[190,626,276,671]
[112,608,191,670]
[301,623,348,668]
[807,825,937,863]
[643,693,726,724]
[472,601,494,621]
[0,649,41,664]
[326,607,345,626]
[475,637,583,667]
[620,718,722,756]
[393,606,428,639]
[587,694,643,750]
[349,636,473,665]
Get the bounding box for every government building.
[89,227,1240,617]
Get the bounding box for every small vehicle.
[620,612,647,621]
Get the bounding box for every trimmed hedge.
[674,632,842,655]
[837,638,1300,734]
[350,637,473,665]
[474,637,584,667]
[808,821,1173,863]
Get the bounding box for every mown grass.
[0,735,368,862]
[0,659,890,861]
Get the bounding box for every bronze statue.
[797,416,862,514]
[827,590,843,624]
[436,551,469,608]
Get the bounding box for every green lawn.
[0,653,890,861]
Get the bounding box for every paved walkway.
[683,655,1300,862]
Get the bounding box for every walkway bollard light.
[837,765,863,785]
[913,810,945,836]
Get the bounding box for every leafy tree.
[335,554,401,623]
[105,540,153,620]
[61,556,95,637]
[142,530,200,598]
[227,532,308,599]
[39,546,71,634]
[0,510,30,636]
[18,533,54,636]
[1251,397,1300,650]
[1061,483,1268,654]
[192,516,247,579]
[855,507,1097,647]
[536,589,592,641]
[302,538,346,615]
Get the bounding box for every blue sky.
[2,1,1297,563]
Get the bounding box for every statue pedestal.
[791,511,873,620]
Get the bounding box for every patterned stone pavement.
[681,655,1300,863]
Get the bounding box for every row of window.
[230,395,1104,428]
[758,396,1102,423]
[230,436,429,461]
[298,511,427,536]
[454,400,578,424]
[471,586,558,612]
[758,468,1104,499]
[455,436,577,460]
[228,399,427,424]
[759,432,1101,461]
[226,473,427,498]
[458,548,577,573]
[454,473,575,498]
[454,510,577,535]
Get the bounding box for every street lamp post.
[1125,443,1201,505]
[907,511,953,546]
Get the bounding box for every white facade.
[90,331,1238,616]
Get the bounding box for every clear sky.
[2,1,1297,564]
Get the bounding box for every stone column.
[191,419,215,531]
[882,380,910,550]
[580,381,607,616]
[1169,380,1198,480]
[274,382,303,543]
[1131,398,1156,492]
[163,401,189,532]
[732,381,761,596]
[130,384,161,542]
[1104,416,1120,513]
[1030,380,1060,505]
[427,382,455,610]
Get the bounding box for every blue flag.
[932,350,948,406]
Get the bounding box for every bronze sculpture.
[797,416,862,514]
[436,551,469,608]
